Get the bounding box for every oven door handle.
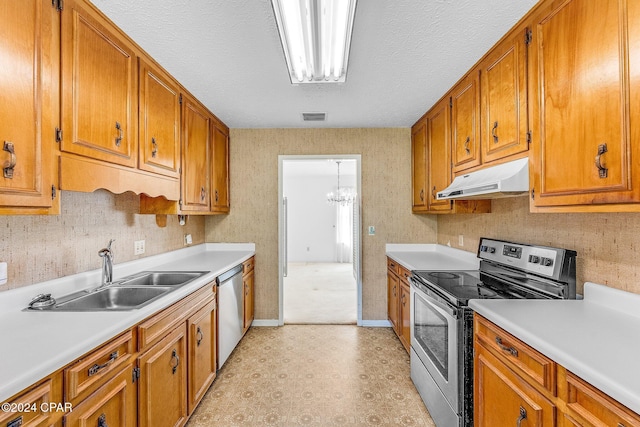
[411,279,458,317]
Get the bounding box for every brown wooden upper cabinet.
[61,0,138,167]
[181,95,212,212]
[411,119,428,212]
[211,122,230,213]
[138,57,181,179]
[451,71,482,173]
[529,0,640,210]
[0,0,58,214]
[479,25,530,165]
[427,98,454,213]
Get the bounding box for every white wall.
[283,161,356,263]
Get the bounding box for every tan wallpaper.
[438,196,640,295]
[205,128,438,321]
[0,190,205,290]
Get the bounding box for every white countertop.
[386,244,480,271]
[0,243,255,402]
[469,282,640,415]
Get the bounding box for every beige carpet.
[187,325,436,427]
[284,263,357,324]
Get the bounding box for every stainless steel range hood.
[437,158,529,200]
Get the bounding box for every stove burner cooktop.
[412,270,537,305]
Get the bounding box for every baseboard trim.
[360,320,392,327]
[252,319,392,328]
[252,319,280,327]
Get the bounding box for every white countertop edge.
[386,244,479,271]
[0,244,255,401]
[204,242,256,252]
[385,243,439,252]
[469,283,640,415]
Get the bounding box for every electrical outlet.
[184,234,193,246]
[134,240,145,255]
[458,234,464,246]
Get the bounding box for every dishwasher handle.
[216,264,244,284]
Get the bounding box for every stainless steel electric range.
[409,238,577,427]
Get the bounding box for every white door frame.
[278,154,363,326]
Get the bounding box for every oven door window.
[414,293,449,380]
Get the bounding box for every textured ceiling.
[92,0,538,128]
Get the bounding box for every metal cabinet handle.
[618,423,626,427]
[3,141,16,179]
[200,186,206,201]
[215,189,219,203]
[151,137,158,158]
[196,326,203,347]
[595,143,608,178]
[464,136,470,154]
[392,285,397,297]
[88,351,118,376]
[171,349,179,374]
[245,283,249,296]
[432,186,436,199]
[98,413,108,427]
[492,121,499,143]
[115,122,123,147]
[401,294,406,306]
[495,336,518,357]
[419,188,424,202]
[516,406,527,427]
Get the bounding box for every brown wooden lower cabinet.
[242,256,255,334]
[0,376,63,427]
[188,298,217,413]
[475,314,640,427]
[386,257,411,353]
[138,324,188,427]
[64,364,137,427]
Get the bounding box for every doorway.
[278,155,362,325]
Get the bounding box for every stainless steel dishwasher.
[216,264,244,368]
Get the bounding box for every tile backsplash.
[438,196,640,295]
[0,190,205,290]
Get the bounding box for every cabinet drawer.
[65,330,134,403]
[398,265,412,284]
[0,379,57,427]
[565,371,640,427]
[138,284,214,350]
[242,257,254,276]
[387,257,400,275]
[475,315,556,394]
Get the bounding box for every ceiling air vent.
[302,112,326,122]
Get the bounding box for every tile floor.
[187,325,436,427]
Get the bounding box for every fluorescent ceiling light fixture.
[271,0,357,84]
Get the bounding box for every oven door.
[410,279,460,412]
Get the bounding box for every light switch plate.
[0,262,7,286]
[134,240,145,255]
[184,234,193,245]
[368,226,375,236]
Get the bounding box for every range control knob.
[489,247,496,253]
[541,257,554,267]
[528,255,540,264]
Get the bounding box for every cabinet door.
[411,120,428,212]
[243,270,254,333]
[387,271,399,332]
[138,325,188,427]
[0,379,57,427]
[480,26,529,163]
[181,96,210,212]
[61,0,137,167]
[0,0,56,210]
[451,71,482,173]
[64,365,136,427]
[427,98,453,212]
[530,0,640,207]
[399,281,411,353]
[211,123,230,212]
[188,299,216,413]
[475,346,555,427]
[138,57,180,178]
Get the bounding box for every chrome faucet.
[98,239,115,288]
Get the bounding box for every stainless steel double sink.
[28,271,209,311]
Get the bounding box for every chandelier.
[327,161,355,206]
